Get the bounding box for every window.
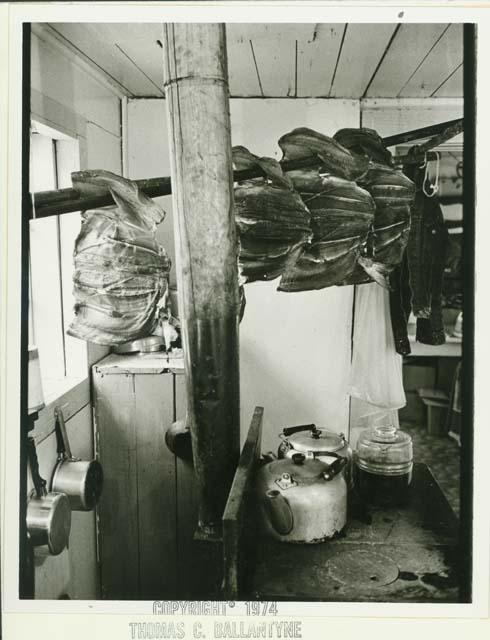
[29,121,87,403]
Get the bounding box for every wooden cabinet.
[92,353,198,600]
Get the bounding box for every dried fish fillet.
[353,164,415,284]
[232,146,312,283]
[334,127,394,166]
[279,236,361,292]
[278,127,370,181]
[277,171,375,291]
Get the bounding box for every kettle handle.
[282,423,317,437]
[264,490,294,536]
[323,456,348,481]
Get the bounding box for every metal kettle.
[255,453,347,544]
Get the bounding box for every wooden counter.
[250,463,460,602]
[408,334,461,357]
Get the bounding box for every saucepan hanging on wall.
[51,407,104,511]
[26,437,71,556]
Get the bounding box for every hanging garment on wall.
[233,146,312,283]
[68,170,171,345]
[277,174,375,291]
[348,282,406,417]
[408,161,449,324]
[389,157,449,354]
[333,127,394,167]
[389,253,413,356]
[278,127,370,181]
[442,231,462,310]
[414,196,448,345]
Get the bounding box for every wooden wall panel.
[27,29,123,599]
[296,24,345,97]
[249,35,296,97]
[93,372,139,599]
[127,98,358,459]
[330,23,397,98]
[173,371,199,598]
[433,64,463,98]
[366,24,449,98]
[49,23,464,100]
[94,359,186,599]
[32,405,97,600]
[226,30,263,97]
[399,23,463,98]
[64,406,99,600]
[103,23,165,95]
[229,98,358,454]
[47,23,160,96]
[86,122,122,173]
[360,98,463,140]
[126,99,176,286]
[226,24,297,97]
[134,374,177,599]
[31,29,121,136]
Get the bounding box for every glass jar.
[354,424,413,506]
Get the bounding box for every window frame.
[29,121,91,445]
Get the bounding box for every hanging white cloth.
[348,282,406,429]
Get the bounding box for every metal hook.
[423,151,440,198]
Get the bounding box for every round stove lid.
[287,428,345,453]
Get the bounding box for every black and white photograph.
[1,2,489,639]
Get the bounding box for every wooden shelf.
[93,350,185,375]
[408,334,461,357]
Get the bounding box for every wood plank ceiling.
[46,22,463,99]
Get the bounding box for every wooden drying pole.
[162,23,240,540]
[31,118,463,219]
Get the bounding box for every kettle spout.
[264,490,294,536]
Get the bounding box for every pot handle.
[264,490,294,536]
[282,423,317,437]
[261,451,277,464]
[27,437,47,498]
[323,456,348,481]
[54,407,73,460]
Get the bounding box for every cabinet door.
[135,373,177,599]
[94,369,177,599]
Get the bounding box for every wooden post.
[162,23,240,539]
